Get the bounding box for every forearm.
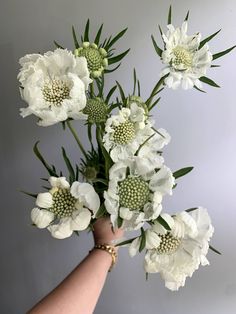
[28,249,112,314]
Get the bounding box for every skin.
[28,217,124,314]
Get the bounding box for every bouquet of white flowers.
[18,6,234,291]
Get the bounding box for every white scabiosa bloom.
[144,207,214,290]
[103,102,153,162]
[160,22,212,90]
[104,157,175,230]
[18,48,92,126]
[136,128,170,172]
[31,177,100,239]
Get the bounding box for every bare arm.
[28,218,123,314]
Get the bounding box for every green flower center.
[172,46,192,69]
[119,177,150,210]
[83,166,98,180]
[42,79,70,106]
[83,98,108,123]
[50,189,76,218]
[79,47,102,70]
[156,233,181,255]
[113,121,135,145]
[76,43,108,78]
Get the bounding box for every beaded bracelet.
[93,244,118,272]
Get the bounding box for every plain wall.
[0,0,236,313]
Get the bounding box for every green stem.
[66,120,87,158]
[90,81,94,97]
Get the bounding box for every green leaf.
[146,76,167,106]
[139,227,146,252]
[40,178,49,182]
[94,23,103,45]
[106,28,128,49]
[74,231,80,237]
[101,37,107,48]
[117,216,123,228]
[91,178,108,185]
[33,141,58,177]
[115,237,137,247]
[148,97,161,111]
[54,40,64,49]
[75,164,79,181]
[168,5,172,24]
[151,127,165,138]
[133,68,137,95]
[185,207,198,213]
[184,10,190,21]
[95,203,107,218]
[62,147,75,183]
[108,49,130,65]
[151,35,163,57]
[209,245,222,255]
[106,85,117,104]
[158,25,163,36]
[173,167,194,179]
[194,85,206,93]
[19,190,37,198]
[137,80,141,97]
[199,76,220,88]
[108,102,120,113]
[116,81,126,103]
[156,215,171,231]
[96,126,113,178]
[87,123,93,147]
[84,19,90,42]
[61,121,66,130]
[213,45,236,60]
[199,29,221,49]
[72,26,80,48]
[136,133,155,155]
[104,62,121,74]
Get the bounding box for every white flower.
[144,207,214,290]
[160,22,212,90]
[18,48,92,126]
[104,157,175,230]
[129,230,162,257]
[31,176,100,239]
[103,102,154,162]
[135,128,170,175]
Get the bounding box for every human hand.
[92,217,124,250]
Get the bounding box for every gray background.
[0,0,236,313]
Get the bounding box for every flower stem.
[90,82,94,97]
[66,120,87,159]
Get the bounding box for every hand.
[93,217,124,250]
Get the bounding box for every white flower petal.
[145,207,214,290]
[71,182,100,214]
[48,218,73,239]
[160,23,212,90]
[49,176,70,189]
[129,237,141,257]
[119,207,133,220]
[146,230,161,249]
[31,208,54,228]
[149,166,175,195]
[36,192,53,209]
[18,49,90,126]
[71,208,92,231]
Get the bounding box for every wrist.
[91,243,118,271]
